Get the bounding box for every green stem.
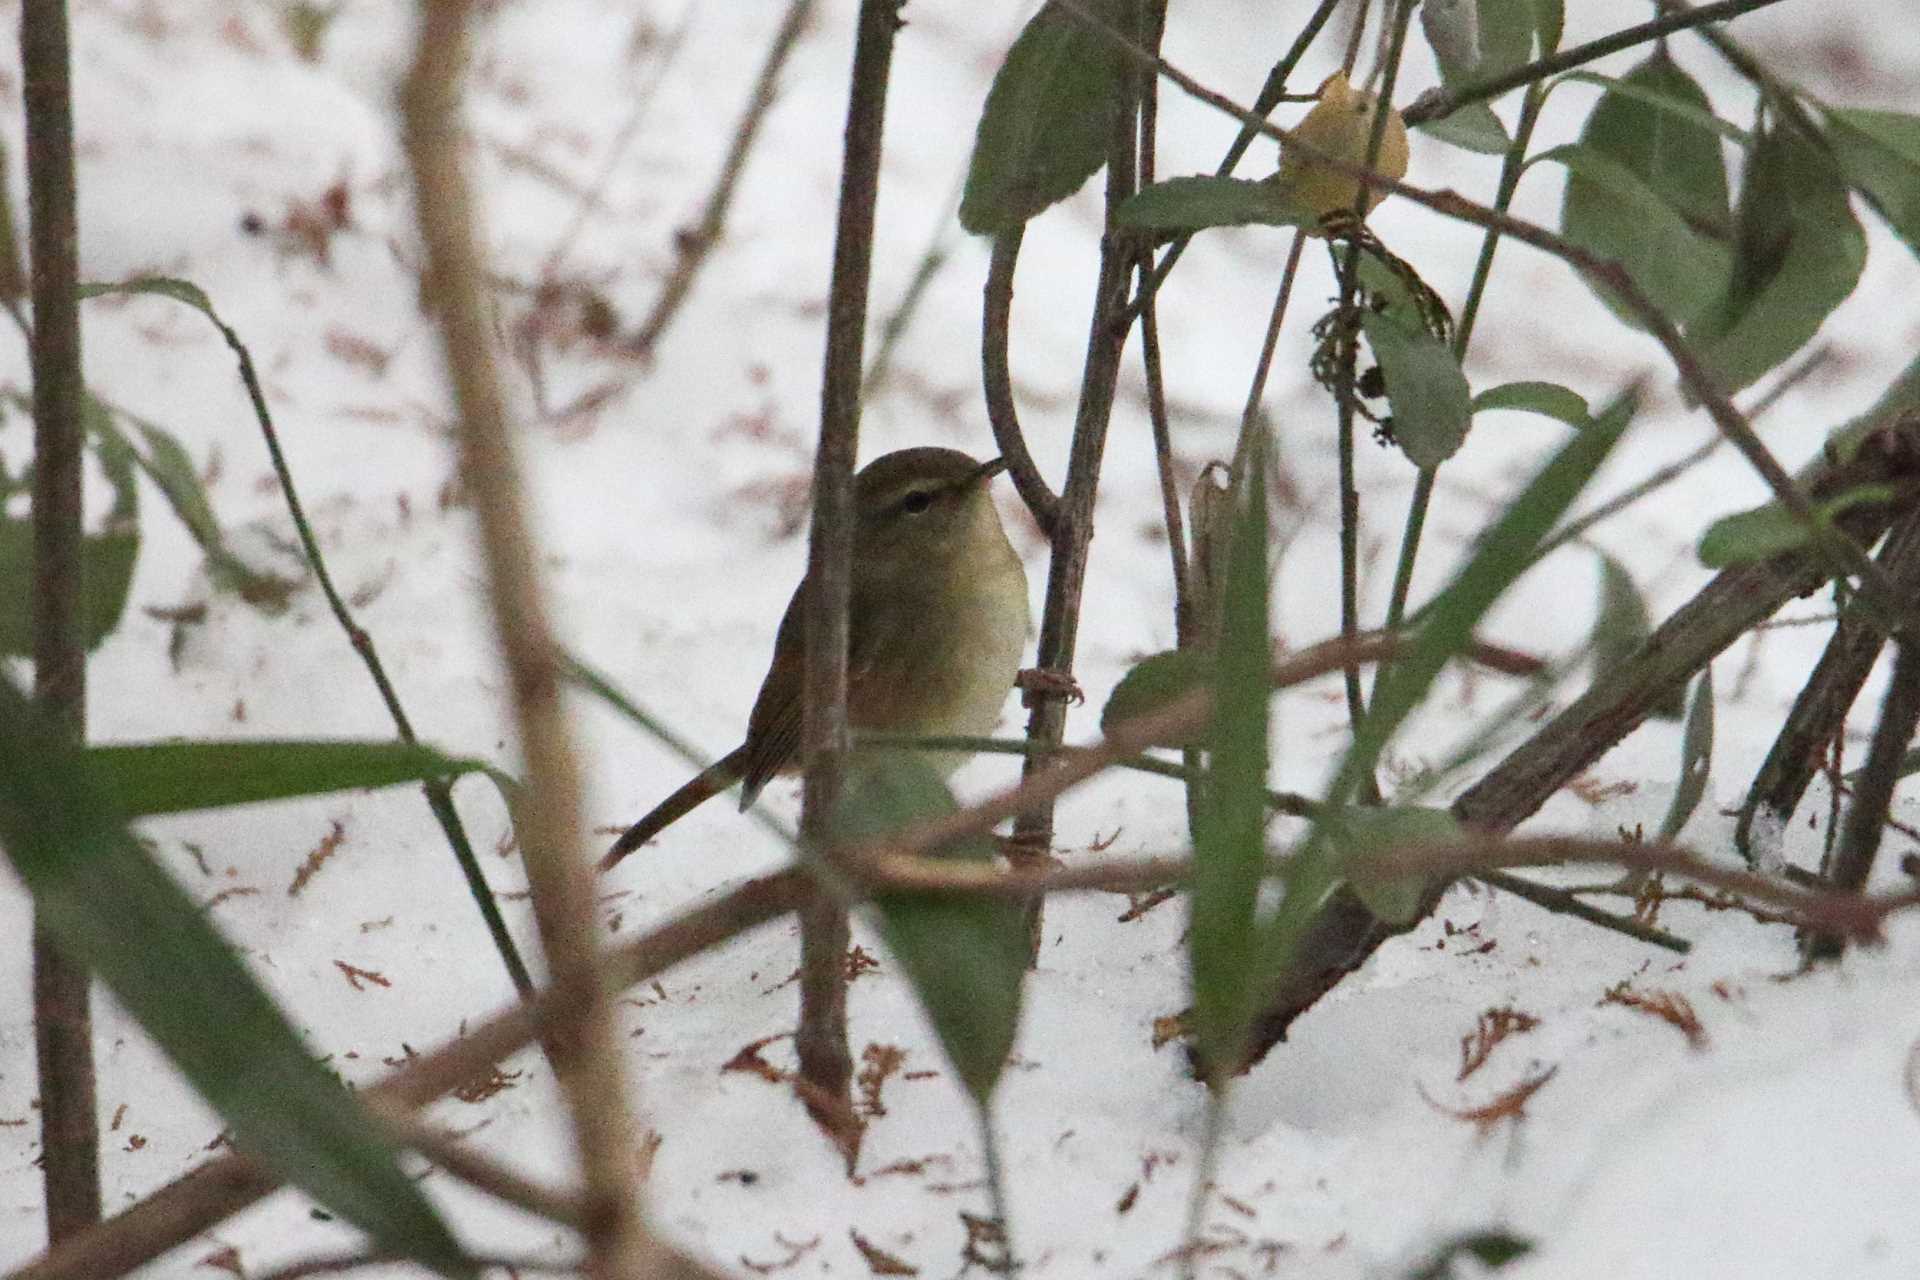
[1381,80,1548,639]
[1124,0,1343,320]
[977,1105,1018,1274]
[1332,0,1416,795]
[230,304,535,1001]
[1402,0,1796,126]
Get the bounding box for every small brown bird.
[602,447,1029,869]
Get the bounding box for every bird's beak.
[968,456,1010,487]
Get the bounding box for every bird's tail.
[600,744,750,870]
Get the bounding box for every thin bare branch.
[1804,639,1920,959]
[1403,0,1796,126]
[795,0,904,1122]
[366,1102,587,1230]
[629,0,816,357]
[22,0,100,1239]
[1738,510,1920,859]
[983,228,1062,532]
[399,2,656,1271]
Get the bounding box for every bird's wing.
[737,574,892,808]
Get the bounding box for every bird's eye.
[900,489,934,514]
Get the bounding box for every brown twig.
[1359,834,1912,941]
[1402,0,1795,125]
[22,0,101,1240]
[982,228,1061,533]
[366,1102,587,1230]
[1121,0,1343,323]
[1804,637,1920,960]
[1738,510,1920,860]
[399,2,657,1271]
[1008,30,1146,956]
[1539,347,1835,567]
[628,0,816,357]
[1456,429,1920,838]
[797,0,903,1125]
[1052,0,1918,637]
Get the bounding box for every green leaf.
[1697,484,1894,567]
[1189,444,1271,1080]
[124,411,296,608]
[0,519,139,655]
[959,0,1131,235]
[1265,391,1636,971]
[1416,103,1512,154]
[78,276,214,311]
[1529,0,1564,55]
[1688,122,1865,396]
[1361,311,1473,469]
[1549,141,1732,329]
[1472,379,1589,427]
[1332,804,1460,924]
[1475,0,1541,81]
[1658,666,1715,841]
[1557,71,1755,147]
[86,739,491,818]
[1420,0,1484,84]
[1407,1230,1536,1279]
[1116,175,1316,232]
[837,755,1026,1104]
[1101,648,1210,745]
[1822,107,1920,258]
[0,681,472,1276]
[1572,50,1732,237]
[1594,553,1681,720]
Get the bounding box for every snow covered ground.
[4,1,1920,1276]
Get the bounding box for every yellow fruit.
[1275,71,1410,223]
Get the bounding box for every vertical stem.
[1381,82,1547,639]
[1126,0,1344,315]
[1329,0,1414,801]
[400,4,658,1273]
[1736,510,1920,860]
[1803,638,1920,961]
[1135,0,1188,645]
[22,0,101,1241]
[1009,11,1144,955]
[797,0,902,1111]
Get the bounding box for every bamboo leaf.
[1657,667,1715,841]
[1334,804,1460,924]
[1188,443,1271,1078]
[86,738,492,818]
[1594,552,1681,720]
[1824,107,1920,257]
[1264,391,1637,973]
[1557,71,1755,147]
[0,680,472,1276]
[0,518,138,654]
[1569,50,1731,236]
[1416,104,1512,154]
